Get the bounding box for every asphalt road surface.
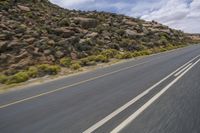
[0,44,200,133]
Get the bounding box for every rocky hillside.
[0,0,192,80]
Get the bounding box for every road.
[0,44,200,133]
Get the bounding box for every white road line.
[0,59,156,109]
[111,58,200,133]
[174,63,193,77]
[83,55,200,133]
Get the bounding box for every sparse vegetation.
[0,74,8,84]
[37,64,61,75]
[6,71,29,84]
[95,55,109,62]
[0,0,193,86]
[70,63,81,70]
[60,57,72,67]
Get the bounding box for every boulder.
[24,38,35,43]
[74,17,97,29]
[125,29,137,37]
[53,27,75,38]
[17,5,31,12]
[124,20,137,26]
[44,49,52,55]
[85,32,98,38]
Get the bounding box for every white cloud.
[50,0,95,8]
[135,0,200,33]
[50,0,200,33]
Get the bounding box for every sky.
[50,0,200,33]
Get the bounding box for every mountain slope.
[0,0,193,84]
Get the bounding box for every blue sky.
[50,0,200,33]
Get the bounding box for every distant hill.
[0,0,196,84]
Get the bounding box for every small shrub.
[95,55,109,62]
[60,57,72,67]
[80,58,90,66]
[159,47,167,52]
[132,52,140,57]
[87,55,97,62]
[27,66,38,78]
[101,49,118,58]
[0,74,8,84]
[139,50,152,56]
[70,63,81,70]
[115,53,123,59]
[6,72,29,84]
[121,52,133,59]
[37,64,61,75]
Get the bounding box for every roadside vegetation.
[0,44,186,85]
[0,0,197,88]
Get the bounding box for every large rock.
[125,29,144,37]
[17,5,31,12]
[53,27,75,38]
[123,20,137,26]
[85,32,98,38]
[74,17,97,29]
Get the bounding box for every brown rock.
[24,38,35,43]
[124,20,137,26]
[44,49,52,55]
[54,27,75,38]
[0,34,7,40]
[70,52,77,60]
[74,17,97,29]
[85,32,98,38]
[17,5,31,12]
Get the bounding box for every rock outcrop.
[0,0,193,73]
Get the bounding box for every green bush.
[70,63,81,70]
[37,64,61,75]
[0,74,8,84]
[114,53,123,59]
[6,72,29,84]
[87,56,97,61]
[60,57,72,67]
[123,52,133,59]
[132,52,141,57]
[139,50,152,56]
[27,66,38,78]
[80,58,90,66]
[101,49,118,58]
[95,55,109,62]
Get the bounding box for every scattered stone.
[17,5,31,12]
[55,51,64,58]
